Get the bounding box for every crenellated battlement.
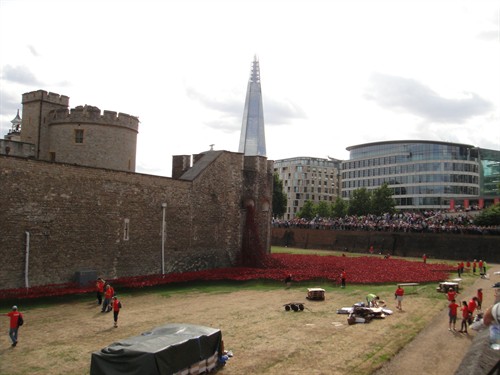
[22,90,70,106]
[48,105,139,132]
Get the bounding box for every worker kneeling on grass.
[366,294,380,307]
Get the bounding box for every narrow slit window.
[123,218,130,241]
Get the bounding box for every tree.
[316,201,331,218]
[474,203,500,226]
[297,200,316,220]
[331,197,348,218]
[347,188,372,216]
[272,173,287,218]
[371,183,396,215]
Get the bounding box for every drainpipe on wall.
[37,100,43,159]
[161,203,167,275]
[25,231,30,289]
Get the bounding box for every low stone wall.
[271,228,500,262]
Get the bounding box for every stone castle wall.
[0,140,35,158]
[272,227,500,262]
[0,151,273,290]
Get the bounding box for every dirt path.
[374,264,500,375]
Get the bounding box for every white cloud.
[365,73,493,123]
[2,65,41,85]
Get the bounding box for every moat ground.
[1,266,498,375]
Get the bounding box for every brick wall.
[0,152,272,289]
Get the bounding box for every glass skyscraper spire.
[238,56,266,156]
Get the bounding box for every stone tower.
[238,56,267,157]
[20,90,139,172]
[21,90,69,159]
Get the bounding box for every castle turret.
[4,109,22,141]
[20,90,139,172]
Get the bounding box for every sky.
[1,0,499,177]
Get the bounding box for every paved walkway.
[374,264,500,375]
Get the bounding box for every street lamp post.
[161,203,167,275]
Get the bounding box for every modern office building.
[273,157,342,219]
[238,56,266,157]
[341,140,500,210]
[479,147,500,198]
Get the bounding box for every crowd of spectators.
[272,210,500,235]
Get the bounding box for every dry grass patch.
[0,281,451,375]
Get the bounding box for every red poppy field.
[0,253,453,300]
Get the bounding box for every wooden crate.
[307,288,325,301]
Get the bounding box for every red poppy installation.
[0,253,452,300]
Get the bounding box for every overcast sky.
[1,0,499,177]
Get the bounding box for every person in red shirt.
[477,288,483,310]
[340,269,347,289]
[479,260,483,275]
[96,278,105,306]
[448,299,459,331]
[459,301,469,334]
[112,296,122,328]
[3,305,23,347]
[395,285,405,311]
[102,284,115,313]
[447,287,457,302]
[468,297,478,314]
[467,297,479,325]
[422,254,427,264]
[473,260,477,274]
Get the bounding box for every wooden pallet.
[306,288,325,301]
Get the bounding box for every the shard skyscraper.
[238,56,267,156]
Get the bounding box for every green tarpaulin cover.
[90,323,222,375]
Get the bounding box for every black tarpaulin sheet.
[90,323,222,375]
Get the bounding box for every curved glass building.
[341,140,495,210]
